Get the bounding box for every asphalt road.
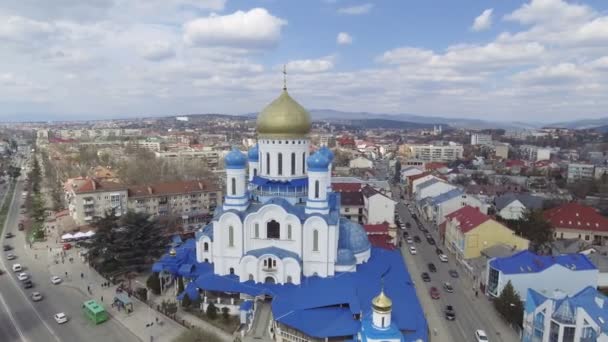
[393,186,518,342]
[0,167,140,341]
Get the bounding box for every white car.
[51,276,62,285]
[406,237,413,244]
[409,246,417,255]
[439,254,448,263]
[31,292,43,302]
[6,253,16,260]
[54,312,68,324]
[475,329,489,342]
[17,272,29,281]
[12,263,22,272]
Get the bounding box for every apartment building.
[154,150,221,170]
[127,180,220,220]
[567,163,596,183]
[519,145,552,162]
[471,133,492,146]
[406,142,464,162]
[65,177,128,225]
[56,128,143,140]
[136,139,162,152]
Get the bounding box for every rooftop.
[445,206,491,233]
[128,180,219,198]
[490,250,597,275]
[544,202,608,232]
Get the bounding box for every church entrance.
[264,276,276,284]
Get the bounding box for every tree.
[7,166,21,179]
[493,281,524,328]
[206,302,218,320]
[146,272,161,295]
[221,307,230,321]
[173,327,223,342]
[393,160,401,183]
[511,209,554,252]
[452,175,470,187]
[177,276,185,293]
[181,293,192,308]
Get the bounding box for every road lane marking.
[0,286,28,342]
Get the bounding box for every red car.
[430,287,440,299]
[62,243,72,250]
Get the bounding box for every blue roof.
[318,146,335,162]
[359,316,405,342]
[251,176,308,188]
[490,250,597,275]
[240,300,254,311]
[195,223,214,241]
[415,178,442,191]
[428,188,464,205]
[224,147,247,169]
[178,264,194,277]
[247,144,259,162]
[338,218,371,254]
[307,152,330,171]
[245,246,301,262]
[172,235,183,245]
[336,248,357,266]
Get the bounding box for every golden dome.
[256,90,311,138]
[169,248,177,257]
[372,289,392,312]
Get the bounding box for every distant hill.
[347,118,437,129]
[548,117,608,129]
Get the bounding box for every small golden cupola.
[372,288,393,313]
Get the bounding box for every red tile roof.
[425,162,447,171]
[407,172,432,183]
[339,192,364,206]
[506,159,526,168]
[332,183,362,192]
[544,203,608,232]
[73,178,126,194]
[445,206,492,233]
[128,180,219,198]
[364,222,390,234]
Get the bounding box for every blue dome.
[247,144,259,162]
[336,248,357,266]
[224,147,247,169]
[319,146,334,162]
[307,152,330,171]
[338,218,371,254]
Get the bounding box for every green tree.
[511,209,554,252]
[493,281,524,328]
[221,307,230,321]
[181,293,192,308]
[393,160,401,183]
[206,302,218,320]
[146,272,161,295]
[7,166,21,179]
[177,277,185,293]
[173,327,223,342]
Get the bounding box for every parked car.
[403,231,409,237]
[475,330,488,342]
[18,272,29,281]
[62,243,72,250]
[413,236,421,243]
[23,280,33,289]
[427,237,436,245]
[12,264,22,272]
[3,245,12,251]
[405,222,411,228]
[409,246,417,255]
[439,254,448,263]
[18,222,24,231]
[31,292,43,302]
[449,270,459,278]
[6,253,16,260]
[429,287,440,299]
[4,232,14,238]
[428,263,437,273]
[51,276,62,285]
[435,248,443,255]
[443,282,454,293]
[445,305,456,320]
[406,237,413,244]
[54,313,68,324]
[421,272,431,282]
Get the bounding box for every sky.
[2,0,608,122]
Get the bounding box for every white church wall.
[258,139,309,180]
[243,205,303,257]
[302,216,331,277]
[283,258,301,285]
[239,256,258,282]
[197,236,213,263]
[214,213,244,276]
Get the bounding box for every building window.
[228,226,234,247]
[278,153,283,175]
[381,317,385,328]
[267,220,280,239]
[253,168,257,177]
[286,276,292,284]
[272,260,276,267]
[585,235,590,241]
[203,242,209,252]
[249,274,254,281]
[314,180,320,199]
[313,230,319,251]
[287,224,292,240]
[231,178,236,196]
[254,223,259,238]
[266,153,270,174]
[229,267,235,275]
[263,259,267,267]
[302,152,305,174]
[291,152,296,175]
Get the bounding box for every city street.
[393,185,519,342]
[0,177,140,342]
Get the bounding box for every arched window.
[302,152,306,174]
[203,242,209,252]
[254,223,259,238]
[263,259,267,267]
[291,152,296,175]
[231,177,236,196]
[381,317,385,328]
[267,220,280,239]
[314,180,320,199]
[278,153,283,175]
[204,258,209,263]
[266,153,270,175]
[229,267,235,275]
[249,274,254,281]
[313,230,319,252]
[272,260,276,267]
[286,276,293,284]
[253,168,257,177]
[228,226,234,247]
[287,224,292,240]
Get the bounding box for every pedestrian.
[475,291,479,297]
[101,296,103,302]
[87,285,90,292]
[80,272,83,279]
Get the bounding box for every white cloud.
[286,57,335,73]
[183,8,287,49]
[511,63,587,85]
[505,0,593,26]
[337,3,373,15]
[0,15,57,42]
[141,41,175,61]
[336,32,352,45]
[472,9,493,31]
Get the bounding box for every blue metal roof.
[247,144,259,162]
[225,147,247,169]
[359,316,405,342]
[338,218,371,254]
[251,176,308,188]
[336,248,357,266]
[490,250,597,275]
[195,223,213,241]
[415,178,442,191]
[428,188,464,205]
[245,246,301,262]
[240,300,254,311]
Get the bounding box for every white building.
[486,251,598,300]
[406,143,463,162]
[519,145,552,162]
[136,139,162,152]
[421,189,486,224]
[494,193,544,220]
[64,177,128,225]
[361,185,396,227]
[567,163,596,184]
[471,133,492,146]
[349,156,374,169]
[414,178,456,203]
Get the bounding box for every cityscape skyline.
[2,0,608,122]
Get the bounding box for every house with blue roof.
[152,85,428,342]
[486,250,598,301]
[523,286,608,342]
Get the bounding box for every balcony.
[83,199,94,205]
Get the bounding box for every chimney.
[147,186,152,195]
[198,181,203,190]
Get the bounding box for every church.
[153,83,427,342]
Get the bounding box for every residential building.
[567,163,596,184]
[361,185,396,227]
[522,286,608,342]
[494,193,544,220]
[405,142,464,162]
[338,191,365,224]
[471,133,492,146]
[349,156,374,169]
[136,139,162,152]
[400,166,423,183]
[154,149,221,170]
[414,178,456,203]
[544,203,608,245]
[486,250,598,300]
[519,145,552,162]
[421,188,486,224]
[493,143,510,159]
[127,180,221,222]
[409,174,439,197]
[64,177,128,225]
[443,206,529,260]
